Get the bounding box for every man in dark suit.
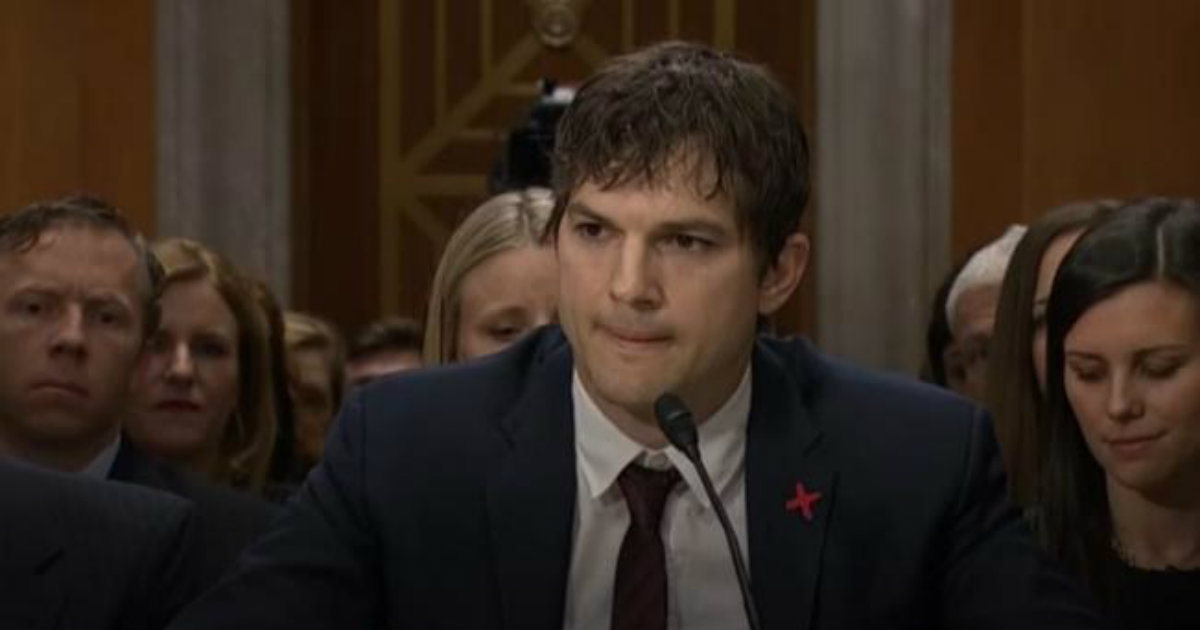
[174,42,1104,628]
[0,458,196,629]
[0,196,277,589]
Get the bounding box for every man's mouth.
[30,380,90,398]
[600,324,672,349]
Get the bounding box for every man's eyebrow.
[654,219,730,238]
[85,292,135,309]
[564,202,611,225]
[566,202,731,238]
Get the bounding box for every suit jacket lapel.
[486,337,577,629]
[108,438,163,486]
[747,339,837,630]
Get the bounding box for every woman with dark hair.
[1039,198,1200,627]
[985,199,1120,507]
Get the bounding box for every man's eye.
[666,233,712,252]
[93,309,126,328]
[574,222,606,240]
[13,296,50,317]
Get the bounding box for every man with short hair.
[0,195,159,473]
[0,195,276,589]
[943,225,1027,401]
[174,43,1103,629]
[344,316,423,389]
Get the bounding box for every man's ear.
[758,232,810,316]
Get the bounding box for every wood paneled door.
[0,0,155,230]
[953,0,1200,259]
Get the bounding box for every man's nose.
[49,304,87,360]
[609,240,663,310]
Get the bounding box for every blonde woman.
[284,311,344,471]
[424,188,557,363]
[126,238,277,494]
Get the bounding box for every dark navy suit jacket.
[0,459,197,630]
[174,327,1104,629]
[109,439,279,589]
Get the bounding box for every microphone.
[654,393,762,630]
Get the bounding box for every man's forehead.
[569,171,737,222]
[583,144,726,194]
[0,226,142,289]
[11,224,138,259]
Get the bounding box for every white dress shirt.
[563,368,751,630]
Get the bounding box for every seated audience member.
[0,197,275,593]
[126,238,277,495]
[424,187,557,363]
[942,225,1027,401]
[1038,197,1200,627]
[986,200,1120,506]
[284,311,344,471]
[0,459,196,630]
[921,252,974,388]
[344,316,423,389]
[174,42,1102,629]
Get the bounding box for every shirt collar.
[572,366,751,509]
[81,433,122,479]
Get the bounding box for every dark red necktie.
[611,463,682,630]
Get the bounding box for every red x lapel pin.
[785,481,823,522]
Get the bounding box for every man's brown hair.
[549,41,810,270]
[0,194,164,334]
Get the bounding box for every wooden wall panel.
[0,0,155,231]
[1022,1,1200,212]
[290,0,381,332]
[953,0,1200,259]
[951,0,1023,259]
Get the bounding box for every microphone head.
[654,393,700,459]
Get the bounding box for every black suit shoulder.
[0,460,196,630]
[351,327,567,458]
[763,334,981,458]
[110,442,279,587]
